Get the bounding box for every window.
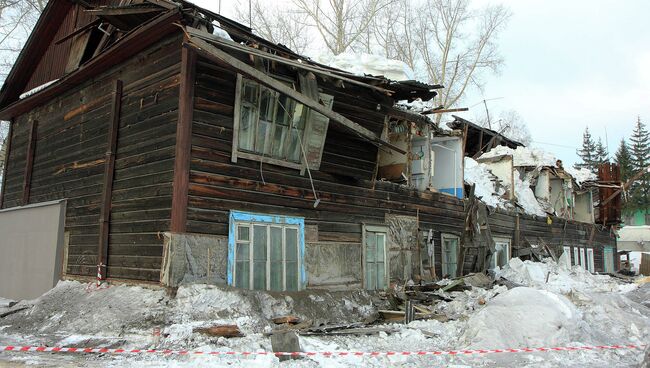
[232,75,334,171]
[490,238,511,269]
[573,247,580,266]
[363,225,388,290]
[563,246,571,265]
[586,248,595,273]
[603,247,614,273]
[441,234,460,278]
[580,248,586,270]
[228,211,304,291]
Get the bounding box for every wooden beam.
[0,120,14,209]
[97,80,123,280]
[170,42,196,232]
[184,27,395,96]
[600,163,650,207]
[421,107,469,115]
[21,120,37,205]
[185,37,407,155]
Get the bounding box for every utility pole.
[482,99,491,130]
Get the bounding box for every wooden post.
[0,120,13,209]
[170,41,196,232]
[97,80,123,281]
[22,119,38,205]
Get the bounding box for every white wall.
[430,136,463,198]
[0,200,66,300]
[480,156,514,199]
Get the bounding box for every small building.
[0,0,617,298]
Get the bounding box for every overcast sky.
[199,0,650,165]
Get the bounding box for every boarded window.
[586,248,595,273]
[232,75,333,170]
[603,247,614,273]
[364,225,387,290]
[230,212,304,291]
[441,234,459,278]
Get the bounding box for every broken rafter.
[184,37,407,155]
[421,107,469,115]
[183,27,395,96]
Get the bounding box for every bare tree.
[292,0,393,55]
[235,0,311,54]
[416,1,509,111]
[0,0,47,79]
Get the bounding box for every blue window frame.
[228,211,305,291]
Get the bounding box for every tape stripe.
[0,344,645,357]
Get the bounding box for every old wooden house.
[0,0,617,298]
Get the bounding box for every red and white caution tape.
[0,344,646,357]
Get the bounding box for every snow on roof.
[19,79,58,100]
[564,166,597,185]
[479,145,556,168]
[314,52,414,81]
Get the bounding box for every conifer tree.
[575,127,597,173]
[595,137,609,166]
[614,138,633,182]
[629,117,650,211]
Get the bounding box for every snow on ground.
[1,263,648,367]
[314,52,414,81]
[479,146,557,168]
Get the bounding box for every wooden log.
[194,324,243,338]
[98,80,123,280]
[21,120,38,205]
[170,40,196,232]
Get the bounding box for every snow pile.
[480,145,556,168]
[464,157,508,208]
[211,21,234,41]
[463,287,581,349]
[496,257,623,294]
[513,170,546,216]
[564,166,597,184]
[395,98,433,113]
[315,52,414,81]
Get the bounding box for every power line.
[529,140,577,149]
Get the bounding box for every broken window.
[363,225,388,290]
[229,211,304,291]
[232,75,333,171]
[490,238,511,269]
[441,234,459,278]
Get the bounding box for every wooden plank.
[183,38,406,155]
[98,80,123,281]
[0,120,14,208]
[170,42,196,232]
[22,120,38,205]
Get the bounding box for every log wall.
[1,35,183,281]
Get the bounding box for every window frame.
[563,246,571,264]
[586,248,595,273]
[441,233,460,278]
[573,247,580,266]
[490,237,511,269]
[362,224,389,290]
[580,248,586,270]
[231,74,333,171]
[228,211,305,291]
